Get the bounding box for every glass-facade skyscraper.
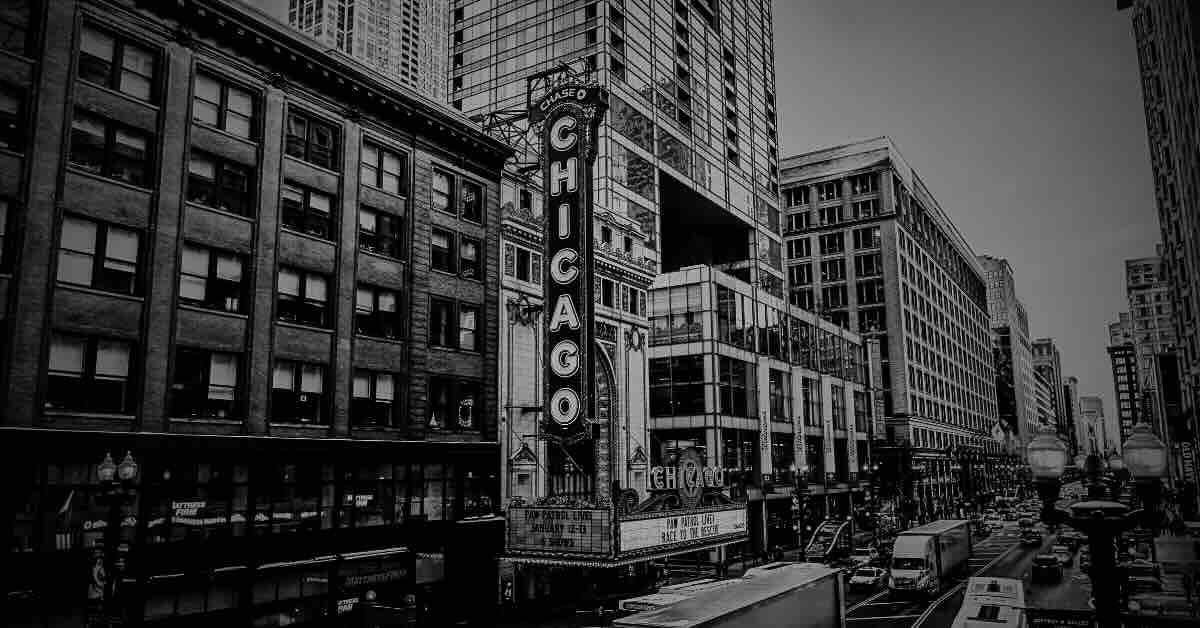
[451,0,783,292]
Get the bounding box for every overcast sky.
[253,0,1157,421]
[773,0,1158,421]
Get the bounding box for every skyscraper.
[1080,396,1110,456]
[287,0,449,100]
[979,255,1038,455]
[1119,0,1200,460]
[1108,313,1141,447]
[779,138,1003,479]
[1064,375,1082,455]
[1126,254,1178,436]
[1032,338,1067,442]
[451,0,781,288]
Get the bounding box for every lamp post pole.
[94,452,138,628]
[1028,423,1168,627]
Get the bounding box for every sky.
[253,0,1156,422]
[772,0,1159,421]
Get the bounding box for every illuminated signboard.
[506,506,613,555]
[618,506,747,554]
[534,81,607,443]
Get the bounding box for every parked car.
[1018,517,1035,530]
[1079,548,1091,572]
[1021,530,1043,546]
[1051,544,1074,567]
[849,567,888,589]
[850,547,879,566]
[1032,554,1064,583]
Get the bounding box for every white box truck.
[889,519,972,598]
[613,563,845,628]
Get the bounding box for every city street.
[844,522,1024,628]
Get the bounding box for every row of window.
[54,214,485,346]
[781,173,879,207]
[784,227,880,260]
[45,331,481,429]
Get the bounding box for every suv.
[850,547,879,567]
[1051,544,1074,567]
[1021,529,1043,546]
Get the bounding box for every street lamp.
[1123,423,1168,540]
[1027,426,1144,628]
[96,451,139,627]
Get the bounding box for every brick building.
[0,1,509,626]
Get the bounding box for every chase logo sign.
[537,82,606,442]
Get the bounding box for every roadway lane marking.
[847,590,888,613]
[912,539,1023,628]
[848,615,923,621]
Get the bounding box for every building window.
[783,186,809,207]
[791,287,814,310]
[431,227,455,273]
[820,259,846,282]
[649,355,706,416]
[787,238,811,259]
[817,180,841,202]
[460,236,481,280]
[461,179,484,224]
[56,215,140,295]
[822,285,847,308]
[819,205,843,225]
[459,304,480,351]
[769,368,790,422]
[285,110,338,170]
[0,0,32,56]
[855,253,883,277]
[505,244,542,284]
[187,151,254,216]
[69,110,152,187]
[271,360,327,424]
[852,199,880,219]
[46,333,134,414]
[192,72,255,139]
[277,267,329,328]
[281,183,334,240]
[352,369,397,427]
[171,348,239,419]
[853,226,881,249]
[788,263,813,286]
[360,141,408,195]
[600,277,616,308]
[78,24,157,102]
[849,173,878,195]
[355,284,401,339]
[832,385,847,430]
[427,377,480,431]
[432,170,453,215]
[786,212,811,233]
[818,232,844,255]
[179,243,244,313]
[430,298,455,348]
[857,279,886,305]
[718,356,757,417]
[358,207,404,259]
[0,83,22,151]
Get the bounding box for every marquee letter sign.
[534,81,607,443]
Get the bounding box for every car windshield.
[854,569,877,577]
[1035,556,1057,565]
[893,558,924,570]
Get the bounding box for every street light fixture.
[96,451,139,627]
[1026,425,1161,628]
[1123,423,1169,535]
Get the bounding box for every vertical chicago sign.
[532,81,607,443]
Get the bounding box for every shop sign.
[618,506,747,554]
[339,568,407,589]
[537,79,607,444]
[648,447,726,494]
[507,506,612,555]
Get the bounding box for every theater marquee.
[534,81,607,444]
[618,506,748,555]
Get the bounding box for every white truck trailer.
[889,519,972,598]
[613,563,844,628]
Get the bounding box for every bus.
[950,577,1026,628]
